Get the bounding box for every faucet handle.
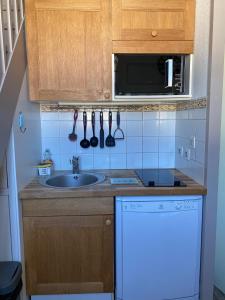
[70,156,79,164]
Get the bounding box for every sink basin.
[39,173,105,189]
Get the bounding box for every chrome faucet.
[71,156,79,174]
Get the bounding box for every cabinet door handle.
[151,30,158,37]
[104,92,111,100]
[105,219,112,226]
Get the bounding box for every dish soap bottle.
[43,149,53,165]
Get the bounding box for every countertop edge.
[19,169,207,200]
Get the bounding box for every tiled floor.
[214,287,225,300]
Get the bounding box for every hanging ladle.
[80,111,90,149]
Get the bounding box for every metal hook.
[18,112,26,134]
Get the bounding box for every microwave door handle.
[165,59,173,88]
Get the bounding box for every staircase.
[0,0,26,167]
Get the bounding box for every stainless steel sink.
[39,173,105,189]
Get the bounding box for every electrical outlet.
[178,146,184,156]
[190,136,196,149]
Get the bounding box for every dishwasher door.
[116,196,202,300]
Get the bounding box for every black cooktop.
[135,169,186,187]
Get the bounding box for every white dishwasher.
[116,195,203,300]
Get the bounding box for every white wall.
[201,0,225,298]
[7,71,41,260]
[214,52,225,293]
[0,194,12,260]
[0,26,27,167]
[0,159,12,261]
[12,72,41,190]
[192,0,211,98]
[41,110,176,170]
[7,71,41,300]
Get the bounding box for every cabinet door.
[112,0,195,53]
[23,215,114,295]
[25,0,112,101]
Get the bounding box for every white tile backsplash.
[143,120,160,137]
[41,121,59,138]
[79,154,94,170]
[110,140,126,154]
[159,153,175,168]
[127,137,142,153]
[41,112,59,121]
[51,154,61,170]
[126,112,142,121]
[159,111,176,120]
[159,137,175,153]
[127,153,143,169]
[175,108,207,184]
[59,138,77,155]
[126,121,142,136]
[94,154,110,169]
[40,108,206,175]
[143,111,159,120]
[159,120,176,137]
[59,112,74,121]
[176,110,189,120]
[188,108,207,120]
[59,121,74,137]
[143,137,158,153]
[143,153,158,168]
[42,138,60,155]
[110,154,126,169]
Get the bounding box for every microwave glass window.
[115,54,189,96]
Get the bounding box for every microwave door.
[165,59,173,88]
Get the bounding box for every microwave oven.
[113,54,192,99]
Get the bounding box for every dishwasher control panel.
[122,200,200,212]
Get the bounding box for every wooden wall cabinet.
[112,0,196,54]
[25,0,196,101]
[25,0,112,101]
[22,197,114,295]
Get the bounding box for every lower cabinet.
[22,198,114,295]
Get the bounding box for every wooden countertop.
[20,169,207,200]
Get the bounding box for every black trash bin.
[0,262,22,300]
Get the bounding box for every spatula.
[80,111,90,149]
[105,111,115,147]
[100,111,104,148]
[90,111,98,147]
